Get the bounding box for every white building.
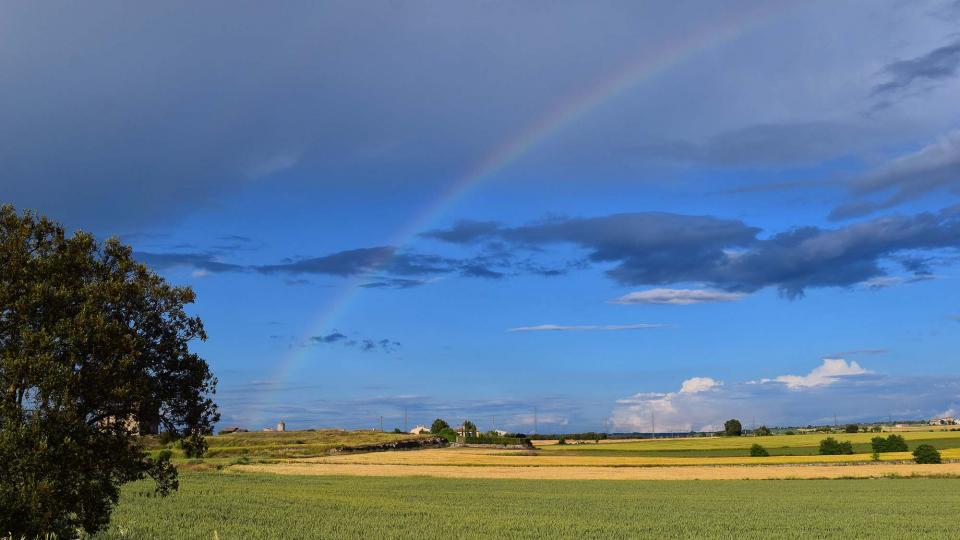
[409,425,430,435]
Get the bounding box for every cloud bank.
[610,359,956,432]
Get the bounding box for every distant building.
[409,425,430,435]
[929,417,958,426]
[276,421,286,432]
[493,430,508,436]
[262,427,274,432]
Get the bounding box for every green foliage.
[749,444,769,457]
[844,424,860,433]
[0,205,218,538]
[392,428,402,434]
[724,419,743,437]
[871,434,908,453]
[557,437,566,445]
[753,426,772,436]
[463,435,532,447]
[437,428,457,443]
[430,419,450,434]
[913,444,942,464]
[90,473,960,538]
[819,437,854,455]
[463,420,477,432]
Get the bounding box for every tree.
[430,418,450,434]
[724,419,743,437]
[872,434,908,453]
[750,444,769,457]
[844,424,860,433]
[913,444,942,464]
[819,437,854,455]
[753,425,772,436]
[0,206,218,538]
[463,420,477,435]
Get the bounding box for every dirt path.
[232,461,960,480]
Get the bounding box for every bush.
[753,426,772,436]
[724,419,743,437]
[913,444,942,464]
[437,428,457,443]
[872,434,908,453]
[819,437,854,455]
[557,437,567,445]
[750,444,769,457]
[844,424,860,433]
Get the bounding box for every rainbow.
[249,4,784,426]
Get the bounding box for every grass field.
[91,472,960,539]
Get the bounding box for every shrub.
[557,437,567,445]
[913,444,942,464]
[724,419,743,437]
[437,428,457,443]
[750,444,769,457]
[753,426,772,436]
[819,437,854,455]
[844,424,860,433]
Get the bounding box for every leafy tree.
[750,444,769,457]
[872,434,908,453]
[392,428,402,433]
[462,420,477,435]
[557,437,567,445]
[819,437,854,455]
[753,426,772,436]
[913,444,942,464]
[0,206,218,538]
[844,424,860,433]
[437,427,457,443]
[430,418,450,434]
[724,419,743,437]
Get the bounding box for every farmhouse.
[928,417,959,426]
[409,425,430,435]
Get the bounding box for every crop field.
[92,472,960,539]
[278,445,960,467]
[148,429,427,459]
[536,430,960,456]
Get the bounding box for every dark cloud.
[255,247,458,277]
[309,331,400,353]
[873,40,960,95]
[830,130,960,220]
[133,251,243,274]
[359,278,432,289]
[425,208,960,298]
[310,332,348,344]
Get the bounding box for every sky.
[3,0,960,433]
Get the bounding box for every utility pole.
[404,407,408,433]
[492,415,495,434]
[379,416,383,432]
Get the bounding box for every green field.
[91,472,960,539]
[539,430,960,457]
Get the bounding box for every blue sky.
[3,1,960,432]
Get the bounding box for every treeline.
[525,432,608,441]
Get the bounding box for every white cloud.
[767,358,869,389]
[507,323,667,332]
[611,288,746,305]
[680,377,722,394]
